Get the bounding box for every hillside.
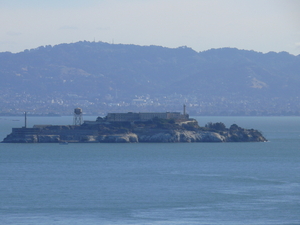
[1,41,300,116]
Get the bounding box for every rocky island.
[2,109,267,143]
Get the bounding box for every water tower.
[73,108,83,125]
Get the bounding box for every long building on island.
[105,111,189,122]
[103,104,189,122]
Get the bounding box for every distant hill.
[1,41,300,115]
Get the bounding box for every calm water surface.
[0,116,300,225]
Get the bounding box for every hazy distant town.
[1,92,299,116]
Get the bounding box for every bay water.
[0,116,300,224]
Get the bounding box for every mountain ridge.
[1,41,300,115]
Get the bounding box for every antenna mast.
[24,111,27,128]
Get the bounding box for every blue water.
[1,116,300,224]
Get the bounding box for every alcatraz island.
[2,106,267,143]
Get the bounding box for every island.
[2,109,267,143]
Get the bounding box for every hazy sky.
[1,0,299,55]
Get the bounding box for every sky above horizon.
[0,0,300,55]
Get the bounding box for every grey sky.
[0,0,299,55]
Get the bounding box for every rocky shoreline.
[2,118,267,143]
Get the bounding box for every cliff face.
[2,120,267,143]
[136,128,266,143]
